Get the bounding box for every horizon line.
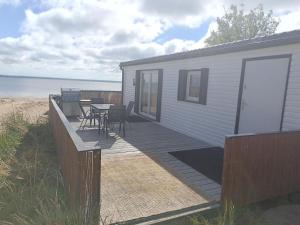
[0,74,122,83]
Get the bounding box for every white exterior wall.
[123,43,300,146]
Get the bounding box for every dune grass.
[0,113,94,225]
[186,202,264,225]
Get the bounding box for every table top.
[80,99,92,102]
[90,103,114,110]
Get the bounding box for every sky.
[0,0,300,81]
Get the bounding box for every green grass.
[186,202,265,225]
[0,113,96,225]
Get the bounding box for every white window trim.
[186,71,201,102]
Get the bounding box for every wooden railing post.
[79,150,101,223]
[221,131,300,206]
[49,96,102,223]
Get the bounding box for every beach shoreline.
[0,96,49,123]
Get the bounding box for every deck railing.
[80,90,122,105]
[49,96,101,221]
[221,130,300,205]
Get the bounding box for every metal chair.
[79,103,97,129]
[104,105,126,137]
[125,101,135,128]
[90,97,105,125]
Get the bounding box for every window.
[177,68,209,105]
[186,71,201,102]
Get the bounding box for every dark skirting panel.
[170,147,224,184]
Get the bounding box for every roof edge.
[120,29,300,67]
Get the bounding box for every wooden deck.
[69,119,221,224]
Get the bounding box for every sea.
[0,75,122,97]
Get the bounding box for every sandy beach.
[0,97,49,123]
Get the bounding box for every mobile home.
[120,30,300,147]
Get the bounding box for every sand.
[0,97,49,123]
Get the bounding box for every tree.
[205,4,280,46]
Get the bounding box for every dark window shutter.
[199,68,209,105]
[156,69,163,122]
[177,70,188,101]
[134,71,141,113]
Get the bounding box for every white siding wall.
[123,43,300,146]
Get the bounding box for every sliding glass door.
[140,70,158,118]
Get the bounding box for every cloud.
[0,0,300,80]
[23,8,110,35]
[277,8,300,32]
[108,31,137,45]
[220,0,300,11]
[139,0,216,28]
[140,0,204,17]
[101,45,161,61]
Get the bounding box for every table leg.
[105,118,108,138]
[90,105,92,126]
[98,115,100,135]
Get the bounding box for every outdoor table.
[90,104,114,133]
[80,99,92,106]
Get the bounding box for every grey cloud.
[72,67,85,71]
[140,0,204,17]
[221,0,300,12]
[33,8,109,34]
[0,57,19,64]
[0,40,31,55]
[29,48,82,63]
[29,55,42,62]
[101,45,159,61]
[108,31,137,45]
[57,60,68,64]
[140,0,300,19]
[61,51,80,60]
[30,51,60,62]
[0,46,15,56]
[164,43,177,54]
[96,59,119,65]
[84,48,101,58]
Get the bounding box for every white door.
[238,57,290,134]
[140,70,158,118]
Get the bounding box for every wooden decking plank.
[69,120,221,224]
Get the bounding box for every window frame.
[177,68,209,105]
[185,70,201,102]
[135,69,163,122]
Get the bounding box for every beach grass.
[186,202,265,225]
[0,112,95,225]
